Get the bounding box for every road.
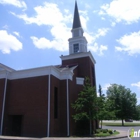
[102,120,140,139]
[116,138,129,140]
[103,126,140,140]
[103,120,140,123]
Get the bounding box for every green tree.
[97,84,104,128]
[133,104,140,120]
[97,85,115,128]
[71,77,98,136]
[98,84,102,97]
[106,84,137,126]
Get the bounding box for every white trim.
[0,66,76,81]
[0,63,15,72]
[68,36,87,43]
[60,51,96,64]
[47,72,51,137]
[71,27,84,32]
[8,66,53,80]
[0,71,7,79]
[66,78,69,136]
[0,72,8,135]
[76,77,84,85]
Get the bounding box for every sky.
[0,0,140,103]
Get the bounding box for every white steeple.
[68,1,88,55]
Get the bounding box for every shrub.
[95,129,102,133]
[108,129,113,134]
[102,129,108,133]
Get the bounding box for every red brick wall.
[3,76,48,137]
[1,56,96,137]
[49,75,67,137]
[62,56,97,135]
[62,56,96,86]
[59,80,67,136]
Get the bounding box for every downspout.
[47,71,51,137]
[0,71,8,135]
[66,77,69,136]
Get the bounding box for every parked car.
[125,119,133,122]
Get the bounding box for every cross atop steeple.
[72,1,82,29]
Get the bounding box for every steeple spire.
[72,1,81,29]
[68,1,87,55]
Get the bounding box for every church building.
[0,1,97,137]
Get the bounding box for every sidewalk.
[41,130,128,140]
[0,130,128,140]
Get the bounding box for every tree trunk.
[121,119,124,126]
[101,120,102,129]
[89,120,92,136]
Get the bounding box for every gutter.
[0,71,8,135]
[47,72,51,137]
[66,78,70,136]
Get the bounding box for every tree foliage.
[72,77,98,120]
[71,77,98,135]
[97,85,115,128]
[106,84,137,126]
[98,84,102,97]
[133,104,140,120]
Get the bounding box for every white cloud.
[97,83,110,95]
[96,28,109,38]
[84,32,96,45]
[111,22,116,27]
[84,28,109,45]
[0,30,22,54]
[88,43,98,53]
[102,83,111,91]
[115,31,140,55]
[79,10,89,30]
[31,36,68,51]
[11,2,72,51]
[99,0,140,24]
[101,17,105,20]
[80,15,89,30]
[88,43,108,56]
[87,28,109,56]
[2,25,9,29]
[13,31,20,37]
[0,0,27,9]
[131,82,140,89]
[12,2,95,52]
[99,45,108,55]
[11,2,109,54]
[85,3,91,9]
[93,10,98,14]
[11,2,67,26]
[64,9,69,14]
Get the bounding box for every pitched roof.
[72,1,82,29]
[0,63,15,72]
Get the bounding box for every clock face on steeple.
[73,44,79,53]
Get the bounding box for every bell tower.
[60,1,97,136]
[68,1,87,54]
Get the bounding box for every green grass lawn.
[102,122,140,126]
[71,129,120,137]
[94,131,119,137]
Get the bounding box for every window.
[73,44,79,53]
[92,66,95,86]
[54,87,58,119]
